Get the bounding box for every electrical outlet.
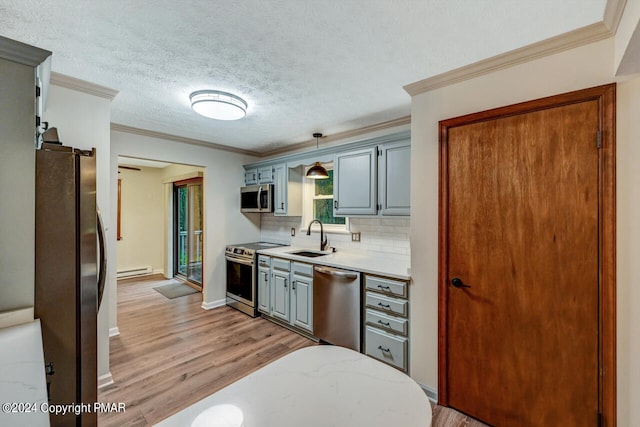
[351,232,361,242]
[291,228,296,236]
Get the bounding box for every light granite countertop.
[155,346,431,427]
[0,320,49,427]
[257,245,411,281]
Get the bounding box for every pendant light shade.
[306,133,329,179]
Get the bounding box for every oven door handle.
[225,255,255,267]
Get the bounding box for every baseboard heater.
[117,266,152,279]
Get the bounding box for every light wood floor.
[98,275,316,426]
[99,274,487,427]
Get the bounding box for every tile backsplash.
[260,215,410,257]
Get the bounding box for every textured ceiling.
[0,0,607,153]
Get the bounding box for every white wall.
[111,130,260,308]
[43,84,113,379]
[615,76,640,427]
[116,166,165,275]
[409,33,640,424]
[615,0,640,72]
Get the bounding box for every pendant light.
[306,133,329,179]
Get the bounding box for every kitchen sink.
[288,250,330,258]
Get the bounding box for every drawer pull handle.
[377,285,391,291]
[378,345,391,353]
[378,303,391,309]
[378,320,391,327]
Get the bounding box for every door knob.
[451,277,471,288]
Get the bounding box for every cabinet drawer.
[365,275,408,298]
[257,255,271,268]
[365,326,408,371]
[365,309,408,336]
[272,258,290,272]
[291,261,313,277]
[366,293,408,318]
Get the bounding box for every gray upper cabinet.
[273,164,302,216]
[244,168,258,185]
[334,140,410,217]
[245,166,273,185]
[334,147,378,216]
[242,131,410,217]
[378,141,411,216]
[257,166,273,184]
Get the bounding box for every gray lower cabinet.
[363,274,410,373]
[271,258,291,322]
[261,257,313,334]
[291,262,313,333]
[258,257,411,372]
[257,255,271,314]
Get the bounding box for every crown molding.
[403,0,627,97]
[112,116,410,160]
[260,115,411,158]
[603,0,627,34]
[110,123,262,157]
[404,22,614,96]
[50,72,119,100]
[0,35,51,67]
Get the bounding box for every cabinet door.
[257,266,270,314]
[379,141,411,216]
[334,147,377,216]
[271,270,290,322]
[244,168,257,185]
[273,164,287,215]
[257,166,273,184]
[291,274,313,332]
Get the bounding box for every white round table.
[156,345,432,427]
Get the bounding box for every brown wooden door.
[439,85,616,426]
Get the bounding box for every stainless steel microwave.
[241,184,273,212]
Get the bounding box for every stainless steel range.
[225,242,284,317]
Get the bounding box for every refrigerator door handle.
[97,207,107,310]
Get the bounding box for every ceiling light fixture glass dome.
[190,90,247,120]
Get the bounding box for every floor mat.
[153,281,199,299]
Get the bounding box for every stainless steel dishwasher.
[313,265,361,351]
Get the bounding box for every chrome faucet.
[306,219,328,251]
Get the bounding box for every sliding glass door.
[174,178,203,288]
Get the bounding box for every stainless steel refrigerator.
[34,142,106,427]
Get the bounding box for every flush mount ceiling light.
[306,133,329,179]
[190,90,247,120]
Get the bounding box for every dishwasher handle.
[314,265,359,280]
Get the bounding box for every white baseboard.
[153,268,165,276]
[109,326,120,337]
[201,299,226,310]
[418,382,438,404]
[98,372,114,389]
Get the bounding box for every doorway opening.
[174,177,203,290]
